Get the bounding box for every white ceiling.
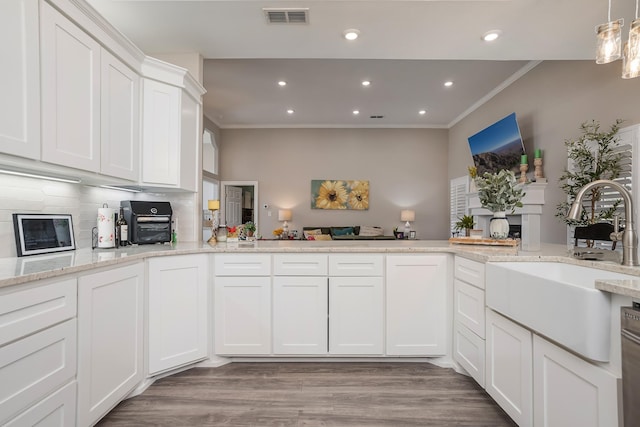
[87,0,635,128]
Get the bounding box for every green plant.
[474,169,525,213]
[555,119,624,226]
[243,221,256,233]
[454,215,475,231]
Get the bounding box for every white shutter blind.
[450,176,469,235]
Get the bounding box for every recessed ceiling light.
[286,109,294,114]
[419,110,427,115]
[353,110,360,115]
[361,80,371,87]
[278,81,287,86]
[482,30,501,42]
[444,81,454,87]
[343,29,360,41]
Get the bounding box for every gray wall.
[220,128,450,239]
[448,60,640,244]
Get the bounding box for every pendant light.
[622,0,640,78]
[595,0,623,64]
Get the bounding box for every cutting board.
[448,236,519,246]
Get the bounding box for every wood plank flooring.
[98,362,517,426]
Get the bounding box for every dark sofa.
[302,226,396,240]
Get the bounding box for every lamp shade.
[278,209,292,221]
[400,210,415,222]
[208,200,220,210]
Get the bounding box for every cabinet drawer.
[0,319,76,424]
[454,279,486,338]
[4,381,76,427]
[454,322,485,388]
[215,254,271,276]
[454,257,485,289]
[274,254,327,276]
[0,278,77,347]
[329,255,383,276]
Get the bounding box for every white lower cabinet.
[329,276,384,355]
[214,276,271,355]
[77,263,144,427]
[453,257,486,387]
[4,381,76,427]
[148,254,208,375]
[273,276,328,354]
[486,309,533,427]
[533,335,619,427]
[385,255,448,356]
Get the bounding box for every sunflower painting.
[311,180,369,210]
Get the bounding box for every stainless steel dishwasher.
[622,302,640,426]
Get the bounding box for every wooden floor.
[98,362,517,426]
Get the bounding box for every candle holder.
[534,157,547,183]
[519,163,529,184]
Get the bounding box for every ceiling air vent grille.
[264,8,309,24]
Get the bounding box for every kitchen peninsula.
[1,240,639,427]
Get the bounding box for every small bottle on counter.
[117,207,129,246]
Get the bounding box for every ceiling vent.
[264,8,309,24]
[370,115,384,119]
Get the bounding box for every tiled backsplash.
[0,175,197,258]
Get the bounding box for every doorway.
[220,181,258,228]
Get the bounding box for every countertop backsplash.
[0,174,198,258]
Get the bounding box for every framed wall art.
[311,180,369,210]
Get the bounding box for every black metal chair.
[573,223,617,250]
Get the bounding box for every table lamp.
[207,200,220,243]
[401,210,415,238]
[278,209,292,238]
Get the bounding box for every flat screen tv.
[467,112,525,175]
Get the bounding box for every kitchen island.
[1,240,638,426]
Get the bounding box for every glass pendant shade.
[623,18,640,78]
[596,19,623,64]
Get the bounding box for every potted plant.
[555,120,624,246]
[244,221,256,237]
[474,169,525,239]
[454,215,475,237]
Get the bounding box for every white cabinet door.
[141,78,180,187]
[385,255,447,356]
[214,276,271,355]
[273,276,328,355]
[179,91,200,192]
[486,309,533,427]
[148,254,208,375]
[329,277,383,355]
[41,2,101,172]
[533,335,619,427]
[100,49,140,181]
[77,263,144,427]
[4,381,76,427]
[0,0,40,159]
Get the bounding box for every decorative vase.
[489,212,509,239]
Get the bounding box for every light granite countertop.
[1,240,639,297]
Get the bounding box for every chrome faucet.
[568,179,639,266]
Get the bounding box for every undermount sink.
[485,262,636,361]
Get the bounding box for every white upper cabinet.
[40,1,101,173]
[41,2,141,181]
[140,58,204,191]
[100,49,140,181]
[0,0,40,160]
[141,79,180,187]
